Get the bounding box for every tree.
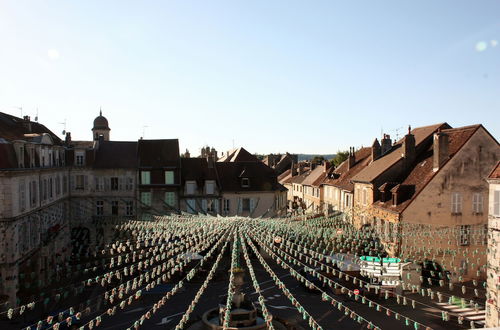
[311,155,325,164]
[330,150,349,167]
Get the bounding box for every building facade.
[486,161,500,327]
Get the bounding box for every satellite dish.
[62,130,66,135]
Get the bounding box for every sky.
[0,1,499,155]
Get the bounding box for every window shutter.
[202,199,207,212]
[70,176,75,191]
[105,178,110,191]
[94,177,99,191]
[237,198,242,214]
[250,198,255,213]
[494,191,500,216]
[119,177,124,191]
[214,200,219,213]
[84,176,88,190]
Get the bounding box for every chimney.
[402,126,415,165]
[211,147,218,161]
[22,115,32,133]
[347,147,356,169]
[185,149,190,158]
[323,161,330,173]
[207,151,214,168]
[291,161,297,176]
[381,134,392,155]
[65,132,72,145]
[433,129,449,172]
[298,164,304,175]
[371,138,381,161]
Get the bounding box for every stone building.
[320,147,372,216]
[351,123,500,280]
[137,139,181,218]
[486,161,500,327]
[0,113,71,307]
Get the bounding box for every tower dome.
[92,109,111,141]
[93,110,109,130]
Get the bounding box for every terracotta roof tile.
[352,123,450,183]
[322,147,372,192]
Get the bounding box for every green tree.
[330,150,349,167]
[311,155,325,164]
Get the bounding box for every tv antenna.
[142,125,149,139]
[59,119,67,135]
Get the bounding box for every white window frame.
[459,225,471,246]
[493,190,500,217]
[141,171,151,185]
[472,192,483,214]
[75,151,85,166]
[141,192,152,206]
[451,192,462,214]
[165,171,175,185]
[165,192,177,207]
[241,178,250,188]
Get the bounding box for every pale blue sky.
[0,1,499,155]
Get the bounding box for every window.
[186,199,196,213]
[223,199,230,212]
[43,179,48,200]
[141,171,151,184]
[242,198,251,211]
[75,151,85,166]
[76,175,85,190]
[95,177,104,191]
[493,190,500,217]
[141,192,152,206]
[19,180,26,212]
[451,192,462,214]
[63,176,67,194]
[459,225,471,246]
[186,181,196,195]
[472,193,483,214]
[55,176,60,196]
[126,177,134,190]
[165,171,174,184]
[96,201,104,216]
[18,145,24,168]
[111,177,119,191]
[165,192,177,207]
[30,181,37,206]
[111,201,119,215]
[206,180,215,195]
[49,178,53,198]
[126,201,134,216]
[241,178,250,188]
[362,188,367,206]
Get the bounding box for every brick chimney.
[433,129,449,172]
[381,134,392,155]
[402,126,415,165]
[347,147,356,169]
[185,149,190,158]
[371,138,381,161]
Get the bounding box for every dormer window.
[75,151,85,166]
[241,178,250,188]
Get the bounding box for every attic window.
[241,178,250,188]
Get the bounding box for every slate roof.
[321,147,372,192]
[373,124,484,213]
[94,141,138,169]
[218,147,260,162]
[181,158,218,186]
[138,139,180,168]
[0,112,62,144]
[215,162,282,192]
[352,123,450,183]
